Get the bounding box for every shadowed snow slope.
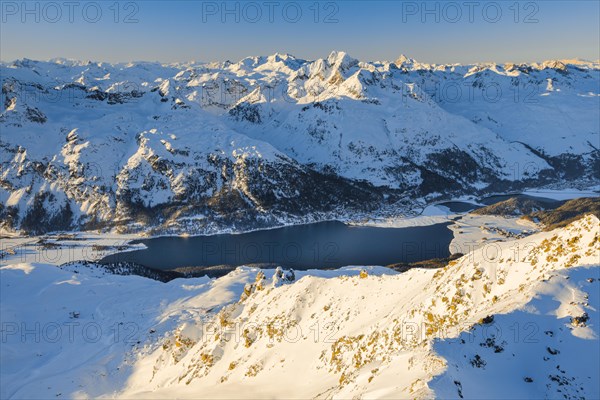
[1,216,597,399]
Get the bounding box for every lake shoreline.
[100,220,455,275]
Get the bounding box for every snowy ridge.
[1,53,599,234]
[0,216,598,398]
[111,215,598,399]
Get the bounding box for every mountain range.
[1,52,598,234]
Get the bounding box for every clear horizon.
[1,1,599,65]
[1,50,599,66]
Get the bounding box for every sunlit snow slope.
[1,215,598,399]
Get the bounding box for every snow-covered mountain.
[1,215,598,398]
[1,53,598,234]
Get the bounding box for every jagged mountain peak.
[326,50,359,70]
[228,53,304,74]
[394,53,417,66]
[265,52,299,62]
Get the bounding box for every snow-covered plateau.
[1,52,599,234]
[1,214,598,399]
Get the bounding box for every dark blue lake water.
[101,194,565,274]
[101,221,453,271]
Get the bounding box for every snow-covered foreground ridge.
[1,53,599,234]
[1,215,598,399]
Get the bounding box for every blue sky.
[1,1,599,64]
